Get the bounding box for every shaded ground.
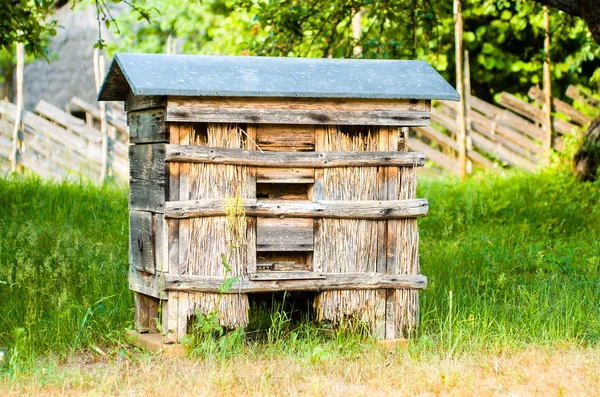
[2,345,600,396]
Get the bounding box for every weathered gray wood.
[130,210,155,275]
[528,86,591,126]
[498,92,578,136]
[165,145,426,168]
[166,106,430,126]
[165,198,429,219]
[134,292,149,333]
[155,214,168,273]
[257,167,315,184]
[413,125,460,152]
[376,127,389,275]
[249,271,325,280]
[35,100,102,143]
[566,85,600,110]
[257,218,313,251]
[168,124,180,276]
[128,264,165,299]
[69,96,129,137]
[406,137,460,175]
[166,273,427,293]
[130,144,168,212]
[256,124,315,151]
[127,108,168,143]
[469,95,546,142]
[125,94,167,112]
[470,130,536,171]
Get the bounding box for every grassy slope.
[0,169,599,369]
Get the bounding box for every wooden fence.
[0,84,597,180]
[408,84,597,175]
[0,97,128,181]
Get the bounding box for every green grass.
[0,168,599,371]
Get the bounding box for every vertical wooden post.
[463,50,473,174]
[454,0,467,180]
[352,10,362,57]
[93,49,109,182]
[543,6,553,157]
[11,42,24,173]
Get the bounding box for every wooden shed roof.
[98,53,459,102]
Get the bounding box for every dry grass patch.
[2,346,600,396]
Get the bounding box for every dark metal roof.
[98,53,460,102]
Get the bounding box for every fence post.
[454,0,467,180]
[94,48,109,182]
[543,6,553,158]
[463,50,473,174]
[352,9,362,57]
[11,42,24,173]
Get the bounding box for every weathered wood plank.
[130,210,155,274]
[529,86,591,126]
[147,296,159,333]
[164,291,179,344]
[406,137,460,175]
[256,124,315,151]
[413,125,460,152]
[386,127,400,339]
[127,108,168,143]
[470,130,536,171]
[128,264,164,299]
[566,85,600,110]
[256,167,315,183]
[134,292,149,333]
[178,124,191,276]
[166,273,427,293]
[130,144,168,212]
[376,127,389,274]
[167,97,429,112]
[311,126,325,273]
[249,271,326,280]
[168,123,180,276]
[246,124,258,275]
[498,92,578,135]
[165,145,426,168]
[125,94,167,112]
[469,95,546,142]
[165,198,429,220]
[166,106,431,126]
[256,183,308,200]
[257,218,313,251]
[35,100,102,143]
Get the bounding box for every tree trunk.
[574,116,600,181]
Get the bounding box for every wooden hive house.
[98,53,459,344]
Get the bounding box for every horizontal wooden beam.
[166,106,430,126]
[164,198,428,219]
[165,273,427,293]
[165,145,425,168]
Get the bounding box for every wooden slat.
[167,97,429,112]
[249,271,325,280]
[470,130,536,171]
[130,144,168,212]
[35,100,102,143]
[528,86,591,126]
[69,96,129,137]
[257,217,313,251]
[128,265,165,299]
[257,168,314,184]
[431,107,459,132]
[166,273,428,293]
[469,96,546,142]
[498,92,578,135]
[469,108,543,155]
[125,94,167,112]
[127,108,168,143]
[166,106,431,126]
[165,145,425,167]
[129,210,155,274]
[413,125,460,152]
[165,198,429,220]
[566,85,600,110]
[406,137,460,175]
[256,124,315,151]
[246,124,258,274]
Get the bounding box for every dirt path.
[3,346,600,396]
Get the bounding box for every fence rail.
[0,97,128,181]
[409,84,598,175]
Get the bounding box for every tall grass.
[0,175,130,368]
[0,167,599,370]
